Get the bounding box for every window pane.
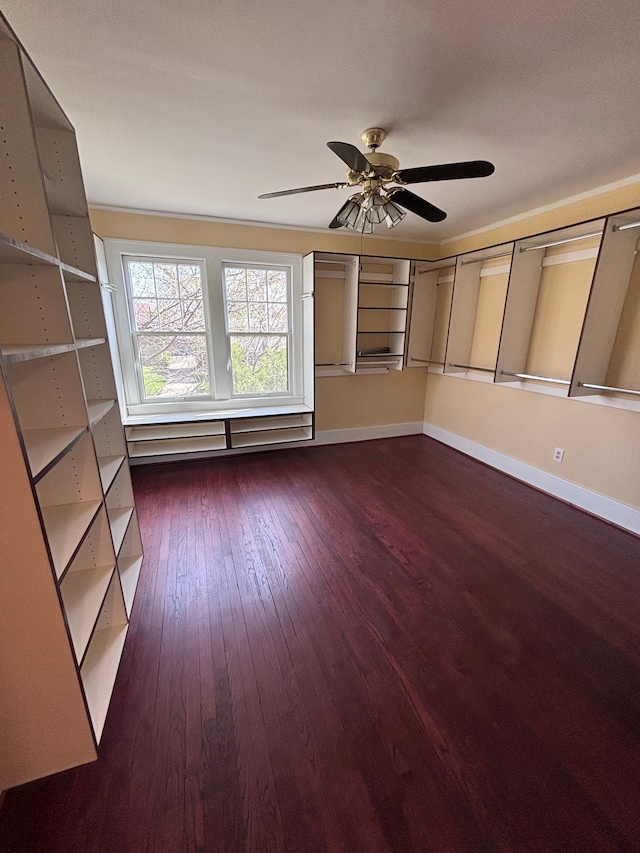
[248,302,268,332]
[230,334,288,394]
[247,268,267,302]
[182,298,205,331]
[178,264,202,298]
[227,302,248,332]
[267,270,287,302]
[224,268,247,301]
[157,299,182,330]
[268,303,288,332]
[128,262,155,297]
[137,334,209,397]
[154,263,180,298]
[133,298,159,331]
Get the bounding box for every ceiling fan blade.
[327,141,370,174]
[394,160,495,185]
[258,181,351,199]
[388,188,447,222]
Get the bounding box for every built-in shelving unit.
[308,251,410,375]
[0,12,143,791]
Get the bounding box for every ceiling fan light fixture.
[336,194,363,228]
[383,198,406,229]
[362,193,387,224]
[353,205,375,233]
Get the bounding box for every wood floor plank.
[1,436,639,852]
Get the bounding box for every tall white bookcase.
[0,13,143,789]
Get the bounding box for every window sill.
[123,401,313,427]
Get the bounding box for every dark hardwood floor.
[1,435,640,852]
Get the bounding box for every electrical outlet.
[553,447,564,463]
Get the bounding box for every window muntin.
[124,257,211,400]
[223,265,291,396]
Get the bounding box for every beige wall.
[90,208,433,431]
[425,180,640,513]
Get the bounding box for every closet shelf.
[119,555,143,616]
[0,338,105,364]
[40,500,103,578]
[0,231,59,267]
[109,507,134,555]
[61,564,116,664]
[23,426,88,480]
[87,398,116,427]
[60,263,97,283]
[42,172,87,218]
[81,623,128,741]
[98,455,126,493]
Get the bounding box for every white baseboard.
[423,423,640,536]
[314,421,423,446]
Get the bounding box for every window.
[125,258,210,399]
[104,241,309,417]
[223,264,290,395]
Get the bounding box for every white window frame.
[104,239,304,418]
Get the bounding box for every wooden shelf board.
[119,555,143,617]
[127,423,226,441]
[109,506,134,555]
[0,231,59,267]
[61,564,116,663]
[231,427,312,448]
[23,426,87,479]
[40,500,103,577]
[128,436,227,457]
[99,455,126,493]
[231,415,312,434]
[81,623,128,741]
[61,263,97,283]
[87,399,116,428]
[0,338,104,364]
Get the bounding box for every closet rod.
[315,362,352,367]
[501,370,570,385]
[411,358,444,364]
[519,230,602,252]
[613,220,640,232]
[450,363,494,373]
[460,251,511,265]
[578,382,640,397]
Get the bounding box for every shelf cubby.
[312,253,358,375]
[496,221,605,387]
[0,41,56,255]
[571,209,640,399]
[127,421,226,442]
[5,351,89,476]
[51,215,97,278]
[128,435,227,457]
[61,564,115,664]
[77,342,118,402]
[230,426,312,448]
[117,517,144,617]
[106,463,135,555]
[406,259,455,368]
[65,279,108,338]
[80,574,128,741]
[445,243,513,377]
[35,431,103,576]
[87,398,116,428]
[0,264,72,347]
[35,127,88,218]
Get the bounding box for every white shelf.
[42,171,86,218]
[127,422,226,441]
[119,555,143,617]
[40,500,102,577]
[128,435,227,457]
[0,337,105,364]
[87,398,115,427]
[61,564,115,663]
[22,426,86,479]
[98,455,125,492]
[0,230,59,267]
[81,623,128,741]
[109,506,134,555]
[231,426,312,448]
[231,414,312,433]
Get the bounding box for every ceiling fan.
[258,128,495,232]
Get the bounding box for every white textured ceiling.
[4,0,640,241]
